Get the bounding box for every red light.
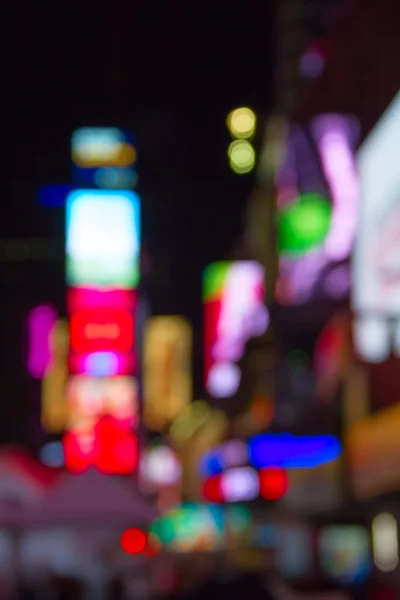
[68,287,137,312]
[94,417,138,475]
[203,475,224,503]
[70,308,134,354]
[120,528,147,554]
[259,467,289,500]
[142,533,162,557]
[63,429,94,474]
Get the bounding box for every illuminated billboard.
[276,115,358,305]
[203,261,268,398]
[66,190,140,289]
[143,316,192,431]
[63,376,139,475]
[352,92,400,362]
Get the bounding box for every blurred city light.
[66,190,140,289]
[220,467,259,502]
[71,128,136,168]
[300,48,325,79]
[248,434,342,469]
[372,513,399,572]
[27,305,58,379]
[41,319,69,433]
[353,92,400,363]
[37,185,75,208]
[39,441,65,468]
[277,193,332,256]
[169,401,212,443]
[120,528,147,555]
[353,317,390,364]
[228,140,256,174]
[140,445,182,491]
[200,440,248,476]
[143,317,192,431]
[319,526,371,583]
[227,107,256,139]
[258,467,289,500]
[203,261,268,398]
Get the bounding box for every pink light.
[312,116,359,261]
[67,287,137,312]
[27,305,58,378]
[220,467,260,502]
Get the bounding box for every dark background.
[3,2,275,446]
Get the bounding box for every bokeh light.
[227,107,256,139]
[259,467,289,500]
[228,140,256,174]
[120,528,147,554]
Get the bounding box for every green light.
[277,193,332,256]
[203,261,231,301]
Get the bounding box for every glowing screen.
[203,261,268,398]
[352,92,400,362]
[66,190,140,289]
[143,316,192,431]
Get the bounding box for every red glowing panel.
[68,287,137,312]
[63,418,138,475]
[67,376,139,428]
[120,528,147,554]
[203,475,224,503]
[70,307,134,354]
[259,467,289,500]
[94,416,138,475]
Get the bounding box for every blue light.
[37,185,75,207]
[200,452,224,476]
[84,352,119,376]
[248,434,342,469]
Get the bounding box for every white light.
[353,92,400,317]
[66,190,140,288]
[141,446,182,487]
[372,513,399,572]
[353,317,390,363]
[221,467,259,502]
[206,362,241,398]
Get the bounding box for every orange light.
[120,528,147,554]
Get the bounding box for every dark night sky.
[3,2,274,447]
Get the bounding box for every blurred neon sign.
[66,190,140,289]
[248,434,342,469]
[203,261,268,398]
[27,305,58,379]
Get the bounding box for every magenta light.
[28,305,58,378]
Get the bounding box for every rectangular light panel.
[66,190,140,289]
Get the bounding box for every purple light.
[312,116,359,261]
[220,467,259,502]
[324,265,351,299]
[300,50,325,79]
[248,434,342,469]
[27,305,58,379]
